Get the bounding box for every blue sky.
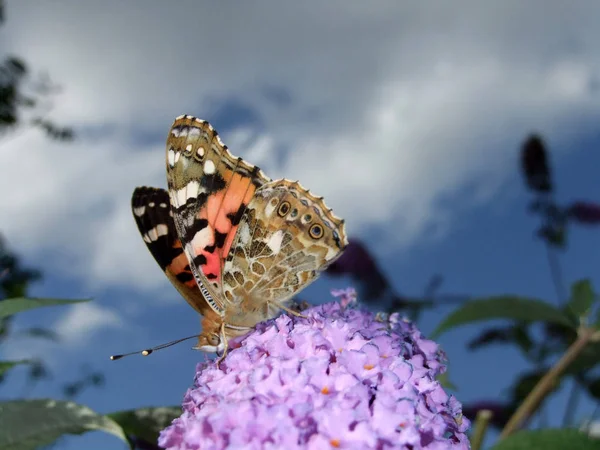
[1,1,600,449]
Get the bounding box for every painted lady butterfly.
[128,115,347,360]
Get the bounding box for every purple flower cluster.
[159,290,470,449]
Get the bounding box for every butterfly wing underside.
[131,186,212,316]
[165,115,271,316]
[221,179,348,326]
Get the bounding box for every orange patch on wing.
[167,244,188,273]
[223,183,256,258]
[203,251,221,281]
[166,242,198,289]
[190,170,257,284]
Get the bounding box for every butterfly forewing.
[165,115,270,315]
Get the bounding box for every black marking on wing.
[131,186,182,272]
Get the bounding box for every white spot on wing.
[238,222,251,245]
[204,159,216,174]
[133,206,145,217]
[264,200,277,218]
[143,224,169,243]
[266,230,284,254]
[167,149,176,167]
[185,144,193,152]
[187,226,214,254]
[174,180,202,206]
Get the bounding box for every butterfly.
[130,115,348,360]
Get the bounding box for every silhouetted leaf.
[565,342,600,374]
[585,377,600,400]
[27,360,48,381]
[0,297,90,319]
[3,57,27,79]
[108,407,180,445]
[0,359,31,376]
[537,224,567,248]
[89,372,105,386]
[16,327,60,341]
[62,381,84,399]
[0,399,128,450]
[491,429,599,450]
[467,324,533,357]
[432,296,574,338]
[568,279,595,321]
[568,201,600,225]
[511,370,555,404]
[30,118,74,141]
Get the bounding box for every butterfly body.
[132,115,347,356]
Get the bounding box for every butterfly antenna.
[109,334,200,360]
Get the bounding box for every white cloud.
[54,303,123,343]
[1,1,599,287]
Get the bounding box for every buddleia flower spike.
[158,289,471,449]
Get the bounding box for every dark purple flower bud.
[520,134,552,193]
[567,201,600,225]
[461,401,512,430]
[327,240,379,280]
[327,240,407,309]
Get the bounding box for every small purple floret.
[159,290,471,449]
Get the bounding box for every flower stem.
[470,409,492,450]
[500,327,598,439]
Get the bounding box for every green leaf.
[510,370,557,404]
[108,406,180,444]
[568,279,595,320]
[491,428,599,450]
[565,342,600,374]
[432,296,574,339]
[585,377,600,400]
[0,359,32,376]
[0,399,128,450]
[0,297,90,319]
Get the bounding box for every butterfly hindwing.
[131,186,212,316]
[221,179,348,324]
[165,115,270,315]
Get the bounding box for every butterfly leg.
[215,322,229,368]
[271,300,308,319]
